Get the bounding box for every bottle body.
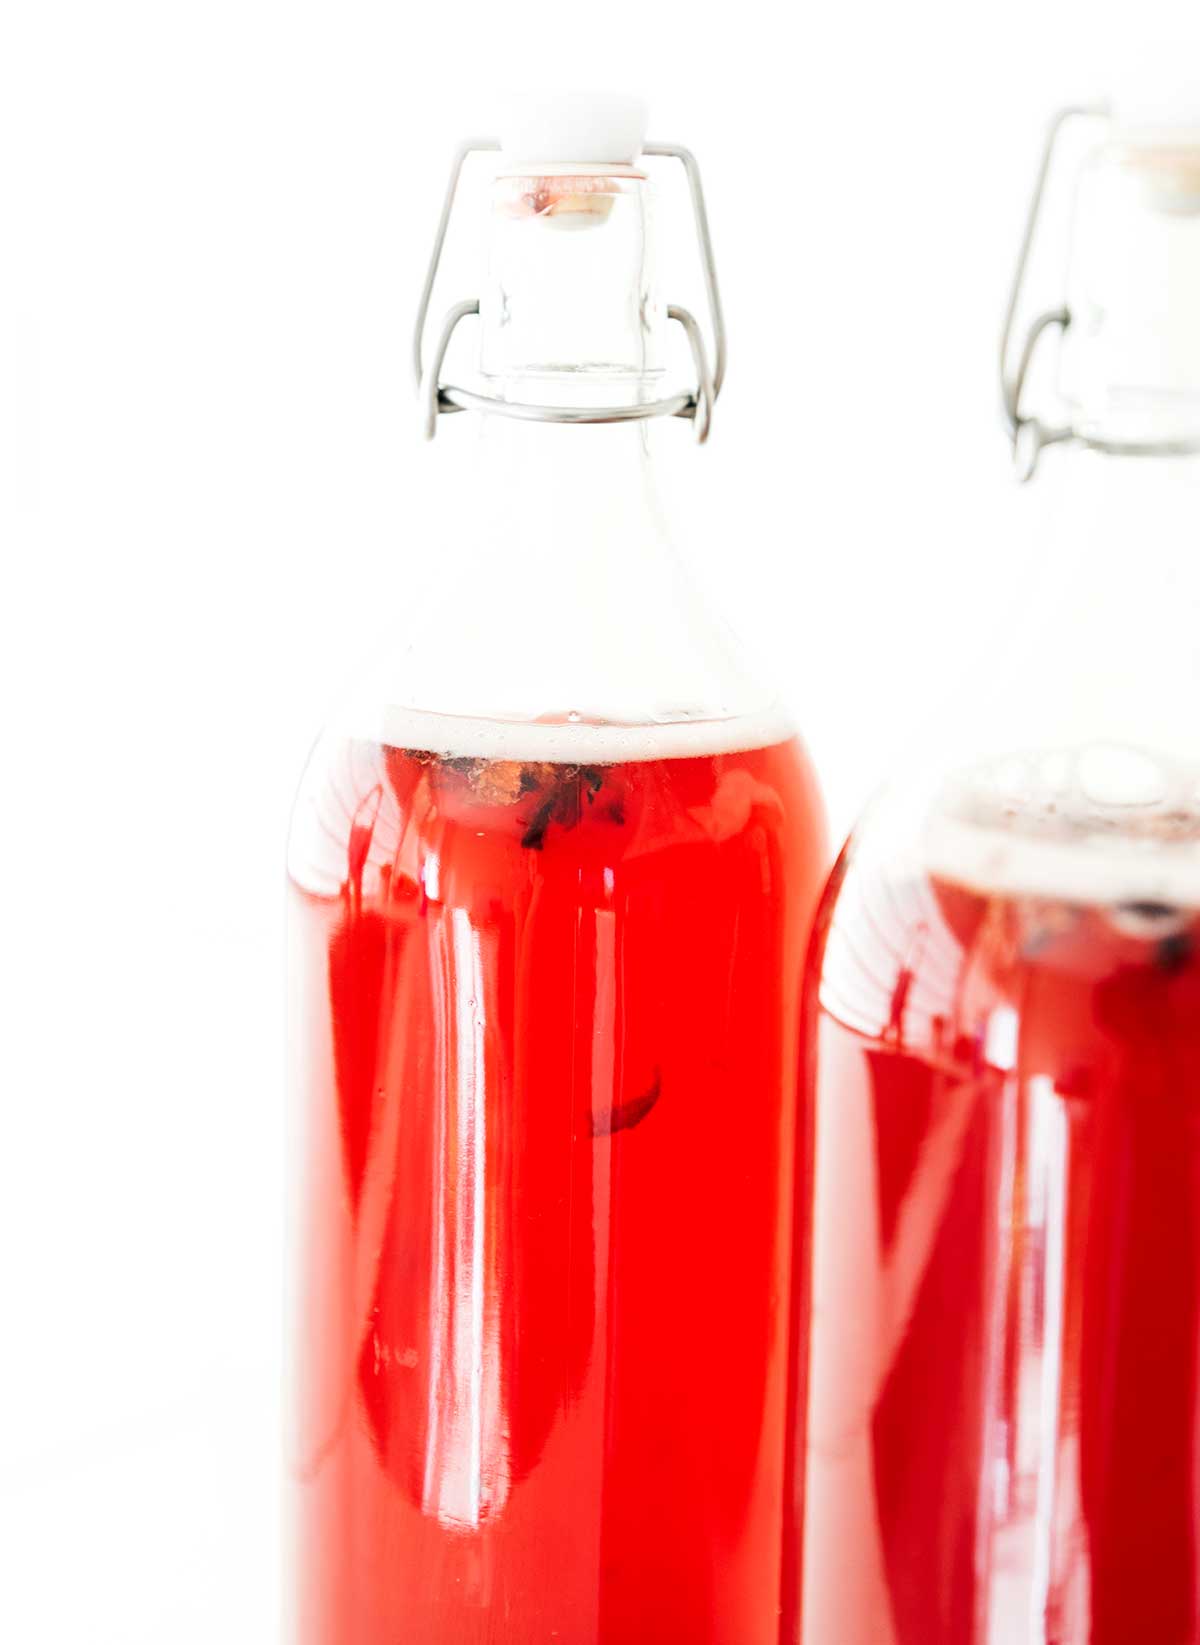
[289,707,825,1642]
[789,452,1200,1643]
[796,810,1200,1644]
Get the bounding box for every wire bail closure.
[1001,102,1200,480]
[1000,106,1107,481]
[414,141,725,443]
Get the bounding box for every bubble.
[1078,744,1167,808]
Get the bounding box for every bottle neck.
[334,160,785,748]
[978,127,1200,771]
[479,168,665,407]
[1031,449,1200,750]
[951,448,1200,783]
[1060,133,1200,448]
[341,410,780,741]
[854,447,1200,906]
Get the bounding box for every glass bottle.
[789,101,1200,1644]
[287,95,828,1645]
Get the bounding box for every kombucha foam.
[921,743,1200,909]
[371,701,801,764]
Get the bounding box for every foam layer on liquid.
[365,702,799,764]
[921,745,1200,909]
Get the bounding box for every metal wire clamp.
[413,140,725,443]
[1000,105,1107,480]
[1002,102,1200,479]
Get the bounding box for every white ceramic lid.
[498,92,648,168]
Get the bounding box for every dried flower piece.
[591,1073,662,1138]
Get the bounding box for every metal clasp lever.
[413,141,726,443]
[1000,104,1108,480]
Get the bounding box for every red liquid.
[791,825,1200,1645]
[288,727,826,1644]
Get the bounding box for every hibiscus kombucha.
[796,758,1200,1645]
[289,707,826,1645]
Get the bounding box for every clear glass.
[1061,135,1200,447]
[287,165,829,1645]
[481,169,664,387]
[788,135,1200,1645]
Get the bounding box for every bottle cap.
[498,92,648,169]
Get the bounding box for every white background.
[2,2,1197,1639]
